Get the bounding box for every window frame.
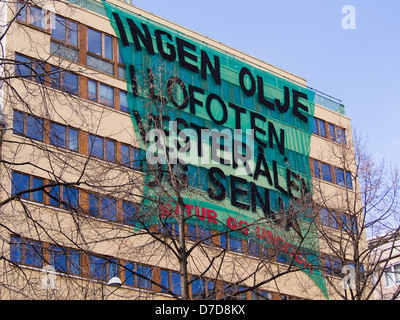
[11,171,44,203]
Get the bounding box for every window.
[122,201,136,226]
[321,163,332,182]
[10,236,43,268]
[120,144,143,170]
[87,80,114,107]
[384,264,400,287]
[49,122,79,151]
[51,16,78,46]
[247,240,268,258]
[325,255,342,276]
[48,184,79,210]
[313,117,346,145]
[15,54,45,82]
[12,171,43,203]
[124,262,152,289]
[17,1,45,29]
[50,67,79,95]
[188,225,212,244]
[220,234,242,252]
[160,269,181,295]
[88,193,116,221]
[335,167,345,186]
[319,208,338,229]
[87,28,115,75]
[119,90,128,112]
[89,255,118,281]
[251,290,273,300]
[88,134,117,161]
[49,245,80,275]
[88,134,103,159]
[340,213,357,234]
[191,277,216,300]
[13,110,44,141]
[50,16,79,62]
[313,118,326,137]
[137,264,152,289]
[312,159,353,189]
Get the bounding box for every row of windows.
[14,53,129,112]
[312,159,353,189]
[384,263,400,288]
[13,109,143,169]
[319,208,357,234]
[11,171,137,225]
[9,235,279,299]
[313,117,346,144]
[17,2,126,78]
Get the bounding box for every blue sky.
[132,0,400,169]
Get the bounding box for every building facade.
[0,0,366,300]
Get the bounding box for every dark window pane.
[119,91,128,112]
[106,140,116,162]
[321,163,332,182]
[88,193,99,216]
[50,246,67,273]
[69,21,78,46]
[346,171,353,189]
[63,72,78,94]
[318,119,326,137]
[10,236,22,263]
[63,186,79,210]
[68,128,78,151]
[329,123,336,141]
[88,135,104,159]
[17,2,27,22]
[26,115,43,140]
[160,269,169,292]
[137,265,151,289]
[313,160,320,179]
[50,122,66,147]
[29,7,44,28]
[15,54,31,77]
[13,110,24,135]
[337,128,346,144]
[122,201,136,225]
[90,255,105,280]
[124,262,135,286]
[87,28,102,56]
[70,250,80,275]
[192,278,206,299]
[99,83,114,107]
[198,226,211,244]
[88,80,97,101]
[230,237,242,252]
[188,225,196,241]
[171,271,181,295]
[12,172,29,199]
[25,241,42,267]
[104,34,113,60]
[121,144,130,166]
[52,16,66,42]
[50,67,61,89]
[335,167,345,186]
[49,185,60,207]
[32,177,43,202]
[312,118,319,135]
[101,196,116,221]
[132,148,143,170]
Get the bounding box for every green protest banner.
[102,1,328,298]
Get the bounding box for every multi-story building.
[369,235,400,300]
[0,0,366,300]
